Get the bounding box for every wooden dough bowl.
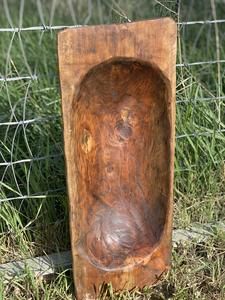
[58,19,177,300]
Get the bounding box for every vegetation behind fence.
[0,1,225,298]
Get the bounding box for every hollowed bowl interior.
[73,57,171,271]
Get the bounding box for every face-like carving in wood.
[73,58,171,271]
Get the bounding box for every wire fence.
[0,2,224,187]
[0,0,225,265]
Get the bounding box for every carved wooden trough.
[58,18,177,300]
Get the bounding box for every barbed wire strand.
[1,58,225,82]
[0,115,60,126]
[0,154,63,167]
[0,188,66,203]
[0,18,225,33]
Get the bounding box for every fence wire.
[0,1,225,206]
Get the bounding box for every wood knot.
[115,120,132,142]
[81,129,93,153]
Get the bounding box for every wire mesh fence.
[0,0,225,265]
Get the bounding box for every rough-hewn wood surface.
[58,18,177,300]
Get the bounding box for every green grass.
[0,232,224,299]
[0,0,225,299]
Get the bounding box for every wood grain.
[58,18,177,300]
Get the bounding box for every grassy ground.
[0,0,224,299]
